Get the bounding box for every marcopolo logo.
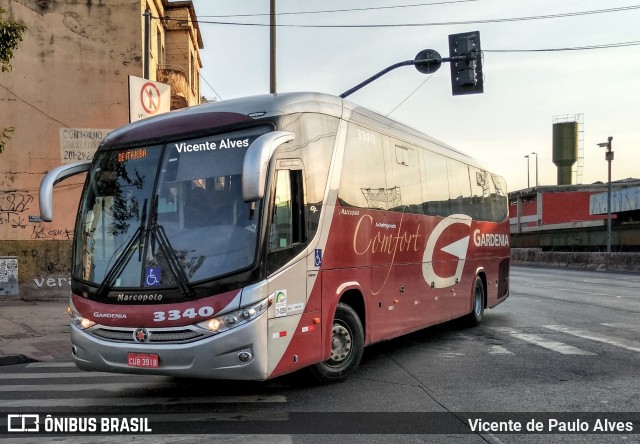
[422,214,472,289]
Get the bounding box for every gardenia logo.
[93,312,127,319]
[473,229,509,247]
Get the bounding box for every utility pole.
[531,152,539,187]
[144,9,151,79]
[270,0,277,93]
[597,137,614,254]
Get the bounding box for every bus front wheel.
[309,302,364,383]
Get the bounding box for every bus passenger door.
[266,162,323,377]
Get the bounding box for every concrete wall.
[2,240,72,301]
[0,1,202,300]
[511,248,640,273]
[0,0,143,242]
[0,0,199,241]
[0,0,144,301]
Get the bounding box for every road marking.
[544,325,640,353]
[0,395,287,408]
[514,282,612,297]
[0,372,158,380]
[490,327,596,355]
[0,382,173,392]
[601,322,640,333]
[25,362,76,368]
[438,352,464,358]
[488,345,513,355]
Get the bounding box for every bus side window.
[269,169,305,250]
[267,169,306,274]
[270,170,293,251]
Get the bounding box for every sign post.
[128,76,171,123]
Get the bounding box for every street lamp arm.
[339,53,472,99]
[340,60,417,99]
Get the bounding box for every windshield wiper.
[148,195,196,298]
[95,197,195,299]
[96,199,147,299]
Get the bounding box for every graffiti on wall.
[0,191,75,239]
[33,276,71,288]
[0,191,33,229]
[30,224,75,240]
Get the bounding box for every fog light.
[238,351,252,363]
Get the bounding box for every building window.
[156,31,164,65]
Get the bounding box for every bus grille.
[89,327,209,344]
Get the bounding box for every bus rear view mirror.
[39,161,92,222]
[242,131,294,202]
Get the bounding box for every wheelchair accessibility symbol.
[314,249,322,267]
[145,267,161,287]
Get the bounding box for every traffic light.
[448,31,483,96]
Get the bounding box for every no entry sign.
[128,75,170,123]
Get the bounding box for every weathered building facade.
[509,180,640,251]
[0,0,203,299]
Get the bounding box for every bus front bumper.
[70,313,269,380]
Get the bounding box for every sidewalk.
[0,299,71,365]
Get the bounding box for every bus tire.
[464,275,485,327]
[309,302,364,383]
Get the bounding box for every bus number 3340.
[153,306,215,322]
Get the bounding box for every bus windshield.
[73,126,270,292]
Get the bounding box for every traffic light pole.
[339,54,469,99]
[340,31,483,99]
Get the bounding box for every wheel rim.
[327,320,353,367]
[474,282,483,316]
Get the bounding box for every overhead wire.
[483,40,640,52]
[387,74,435,116]
[158,4,640,105]
[164,4,640,28]
[160,21,222,100]
[0,82,71,128]
[197,0,481,18]
[388,37,639,114]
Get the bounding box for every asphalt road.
[1,265,638,443]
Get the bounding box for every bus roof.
[101,91,491,173]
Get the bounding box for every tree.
[0,6,26,72]
[1,6,27,153]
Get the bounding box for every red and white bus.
[40,92,509,382]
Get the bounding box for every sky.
[186,0,640,192]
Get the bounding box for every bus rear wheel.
[463,275,485,327]
[309,302,364,383]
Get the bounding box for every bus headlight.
[67,303,96,330]
[196,298,268,334]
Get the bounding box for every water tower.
[552,114,584,185]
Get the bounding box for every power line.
[0,82,71,128]
[165,4,640,28]
[199,73,222,101]
[484,40,640,52]
[387,74,435,116]
[197,0,480,18]
[162,28,222,101]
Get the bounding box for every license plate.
[127,353,159,368]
